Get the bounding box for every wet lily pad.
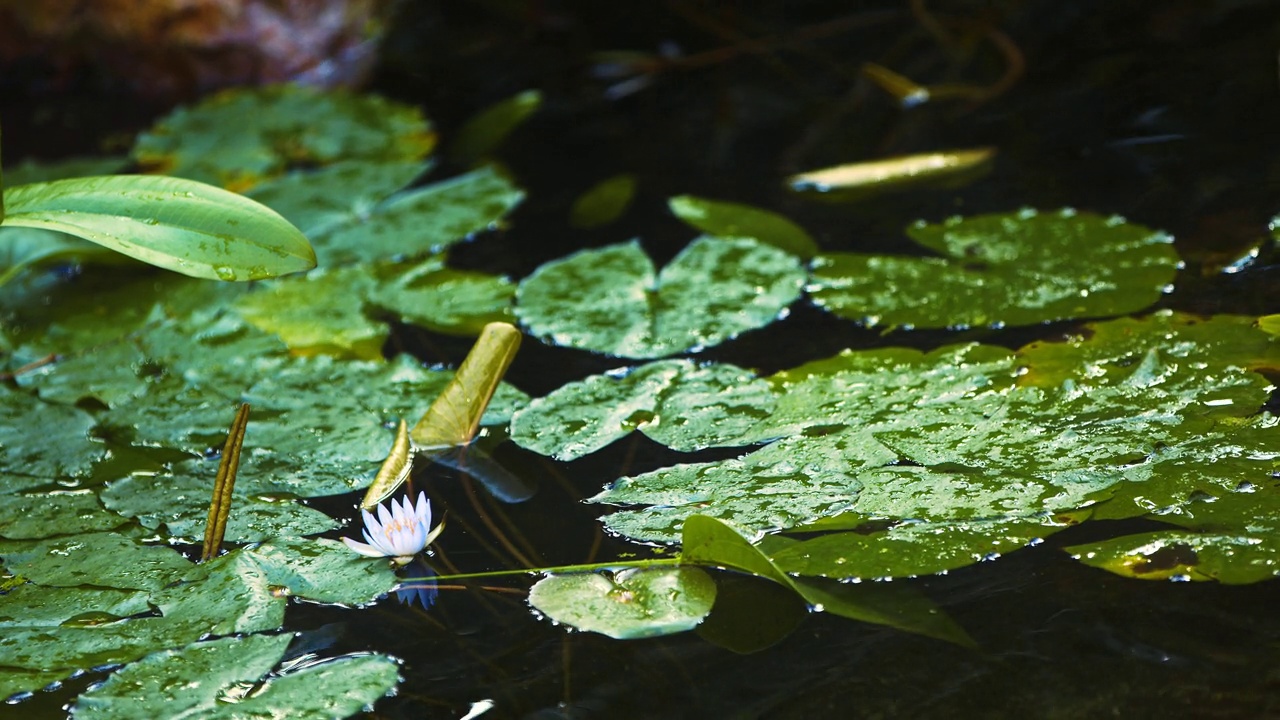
[0,386,103,478]
[518,313,1280,581]
[101,474,338,544]
[808,208,1180,329]
[235,265,386,360]
[132,85,435,190]
[0,531,192,591]
[245,159,429,238]
[529,566,717,639]
[72,635,400,720]
[242,537,398,605]
[516,237,805,358]
[0,491,126,539]
[511,359,774,461]
[313,165,525,265]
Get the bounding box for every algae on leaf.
[809,208,1180,329]
[516,236,805,358]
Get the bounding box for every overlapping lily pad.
[516,237,805,358]
[71,635,400,720]
[808,208,1180,329]
[519,311,1280,581]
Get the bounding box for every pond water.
[5,2,1280,718]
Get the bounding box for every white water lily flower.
[343,492,443,566]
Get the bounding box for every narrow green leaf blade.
[2,175,316,281]
[669,195,818,258]
[409,322,522,450]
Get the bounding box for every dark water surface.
[6,2,1280,718]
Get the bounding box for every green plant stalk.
[411,556,684,584]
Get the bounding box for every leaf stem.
[409,556,684,584]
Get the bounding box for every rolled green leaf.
[1,175,315,281]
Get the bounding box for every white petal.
[376,502,395,531]
[360,508,382,535]
[343,536,390,558]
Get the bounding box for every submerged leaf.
[669,195,819,258]
[450,89,542,165]
[529,566,716,639]
[516,237,805,358]
[569,174,637,229]
[808,208,1179,329]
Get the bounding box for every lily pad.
[313,165,525,265]
[0,386,103,478]
[72,635,400,720]
[132,85,435,190]
[668,195,819,258]
[529,566,717,639]
[511,359,775,461]
[0,531,192,591]
[522,313,1280,581]
[808,208,1180,329]
[100,474,338,544]
[242,537,398,605]
[235,265,386,360]
[516,237,805,358]
[245,159,429,238]
[0,491,127,539]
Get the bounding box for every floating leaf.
[511,359,774,461]
[808,208,1179,329]
[409,322,523,450]
[1067,530,1279,584]
[680,515,972,644]
[70,634,293,720]
[101,474,338,544]
[132,85,435,190]
[668,195,818,258]
[72,636,399,720]
[1,175,316,281]
[367,258,516,336]
[242,537,398,605]
[0,491,126,539]
[0,386,103,478]
[787,148,995,200]
[569,174,636,229]
[538,313,1280,582]
[314,165,524,265]
[245,159,429,238]
[516,237,805,358]
[529,566,716,639]
[236,265,385,359]
[0,531,192,591]
[450,89,542,165]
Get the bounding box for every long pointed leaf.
[1,175,315,280]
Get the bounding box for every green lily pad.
[669,195,819,258]
[72,635,400,720]
[680,515,972,644]
[529,566,717,639]
[235,265,386,360]
[0,531,192,591]
[367,258,516,336]
[808,208,1180,329]
[516,237,805,358]
[529,313,1280,581]
[569,174,637,229]
[1067,530,1279,584]
[0,583,152,628]
[0,491,127,539]
[242,537,398,606]
[132,85,435,190]
[70,634,293,720]
[245,159,429,238]
[100,474,338,544]
[313,165,525,265]
[4,156,128,186]
[511,359,774,461]
[0,386,103,478]
[0,668,72,701]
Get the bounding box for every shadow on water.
[6,1,1280,717]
